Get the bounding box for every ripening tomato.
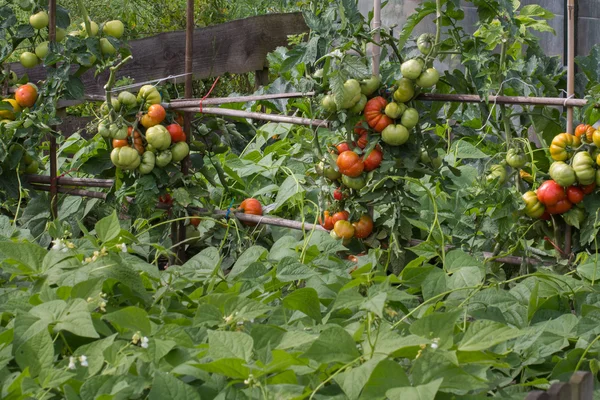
[336,151,364,177]
[159,193,173,205]
[582,182,596,194]
[320,211,335,230]
[546,198,572,215]
[537,180,566,206]
[147,104,166,123]
[333,220,355,240]
[354,122,368,136]
[332,210,350,225]
[141,113,161,128]
[336,142,351,154]
[363,146,383,171]
[356,133,368,149]
[352,215,374,239]
[190,215,201,227]
[575,124,590,140]
[166,123,186,143]
[566,186,584,204]
[112,139,128,148]
[15,84,38,108]
[239,198,262,226]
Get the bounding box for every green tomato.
[100,38,116,56]
[100,98,121,115]
[20,52,39,69]
[29,11,49,30]
[321,94,337,112]
[342,174,366,190]
[35,41,49,59]
[117,91,137,108]
[416,68,439,88]
[549,161,576,187]
[155,150,173,167]
[417,33,435,55]
[336,79,361,109]
[313,68,324,78]
[20,159,39,174]
[360,75,381,96]
[572,151,596,185]
[103,20,125,39]
[56,28,66,42]
[522,191,545,219]
[138,151,155,174]
[486,164,507,184]
[400,59,424,80]
[349,94,367,114]
[381,124,410,146]
[393,78,415,103]
[384,102,406,119]
[316,161,341,181]
[505,149,527,168]
[110,123,128,139]
[137,85,161,105]
[110,146,140,170]
[171,142,190,162]
[80,20,99,37]
[97,119,111,137]
[400,108,419,129]
[146,125,172,150]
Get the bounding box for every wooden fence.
[526,371,594,400]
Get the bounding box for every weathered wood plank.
[8,13,308,96]
[526,391,550,400]
[569,371,594,400]
[547,382,571,400]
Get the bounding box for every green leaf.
[228,246,268,278]
[276,257,317,282]
[334,355,385,400]
[273,174,305,212]
[450,140,489,159]
[449,266,483,289]
[342,55,370,80]
[0,241,47,273]
[359,359,410,400]
[148,370,201,400]
[103,306,151,336]
[386,378,443,400]
[458,320,524,351]
[445,250,482,273]
[74,334,117,376]
[193,358,250,379]
[303,325,360,364]
[283,287,322,322]
[53,299,99,338]
[14,328,53,378]
[95,211,120,243]
[409,310,462,347]
[577,262,600,282]
[207,330,254,362]
[397,1,436,50]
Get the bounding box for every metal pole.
[48,0,58,219]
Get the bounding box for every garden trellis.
[5,0,589,268]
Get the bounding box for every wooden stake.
[565,0,576,257]
[372,0,381,76]
[176,106,330,127]
[48,0,58,219]
[166,92,316,108]
[417,93,589,107]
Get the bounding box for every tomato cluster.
[320,210,374,242]
[522,124,600,222]
[100,85,190,173]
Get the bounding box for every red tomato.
[239,198,262,226]
[364,96,393,132]
[15,84,38,108]
[582,183,596,194]
[333,188,344,201]
[540,211,551,220]
[166,123,186,143]
[336,151,364,177]
[159,193,173,205]
[336,142,351,154]
[352,215,374,239]
[332,210,349,224]
[354,122,368,136]
[190,215,200,227]
[112,139,128,148]
[536,180,566,206]
[575,124,589,140]
[356,133,368,149]
[566,186,584,204]
[319,211,334,230]
[363,146,383,171]
[546,198,572,215]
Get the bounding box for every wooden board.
[8,13,308,96]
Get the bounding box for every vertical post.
[565,0,576,257]
[176,0,194,262]
[2,65,9,96]
[547,382,571,400]
[371,0,381,76]
[48,0,58,219]
[570,371,594,400]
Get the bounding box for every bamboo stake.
[25,175,115,188]
[371,0,381,76]
[564,0,576,257]
[416,93,589,107]
[176,106,330,127]
[48,0,58,219]
[166,92,316,108]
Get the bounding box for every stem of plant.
[103,55,133,122]
[75,0,92,37]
